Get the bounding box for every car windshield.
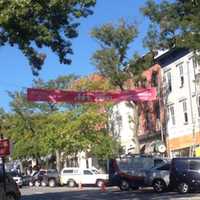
[8,171,20,177]
[91,169,99,174]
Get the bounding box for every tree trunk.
[56,150,61,172]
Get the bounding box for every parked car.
[144,162,171,193]
[60,167,108,187]
[29,169,60,187]
[0,173,21,200]
[109,154,169,191]
[170,157,200,194]
[8,171,23,188]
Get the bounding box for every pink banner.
[27,88,157,103]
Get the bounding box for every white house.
[157,48,200,157]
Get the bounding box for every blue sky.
[0,0,158,111]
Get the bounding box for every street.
[20,186,200,200]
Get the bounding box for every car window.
[189,160,200,170]
[83,170,93,175]
[157,163,170,170]
[154,159,165,167]
[173,159,188,171]
[63,170,73,174]
[39,171,46,175]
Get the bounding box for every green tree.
[142,0,200,52]
[0,0,96,75]
[91,20,150,154]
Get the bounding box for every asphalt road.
[20,186,200,200]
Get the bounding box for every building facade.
[109,64,166,155]
[157,48,200,157]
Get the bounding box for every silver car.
[145,162,171,193]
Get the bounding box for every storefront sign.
[27,88,157,103]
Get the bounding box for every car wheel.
[35,180,41,187]
[96,180,104,187]
[119,179,130,191]
[68,179,76,187]
[49,179,56,187]
[6,193,16,200]
[29,181,34,187]
[41,180,47,187]
[131,186,139,190]
[153,179,166,193]
[178,182,189,194]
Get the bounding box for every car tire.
[153,179,167,193]
[41,180,47,187]
[131,186,139,190]
[35,180,41,187]
[49,179,56,187]
[6,193,16,200]
[178,182,189,194]
[119,179,130,191]
[29,181,34,187]
[68,179,76,187]
[96,179,104,188]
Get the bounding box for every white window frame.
[177,62,184,88]
[198,95,200,118]
[166,71,172,92]
[168,105,175,126]
[182,100,189,124]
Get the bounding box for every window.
[145,112,152,130]
[83,170,93,175]
[173,160,188,171]
[169,105,175,125]
[192,56,199,69]
[63,170,73,174]
[177,63,184,87]
[198,95,200,118]
[157,163,170,171]
[189,160,200,170]
[154,101,160,119]
[154,159,165,167]
[167,71,172,92]
[151,71,158,87]
[182,101,188,124]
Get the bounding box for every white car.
[60,167,108,187]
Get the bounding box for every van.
[60,167,108,187]
[170,157,200,193]
[109,154,169,191]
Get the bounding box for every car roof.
[172,157,200,161]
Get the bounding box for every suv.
[109,155,169,191]
[60,168,108,187]
[170,157,200,194]
[8,171,23,188]
[145,162,171,193]
[0,173,21,200]
[29,169,60,187]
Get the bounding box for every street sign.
[0,139,10,157]
[27,88,157,103]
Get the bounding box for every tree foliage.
[4,75,120,161]
[91,19,138,90]
[0,0,96,75]
[142,0,200,52]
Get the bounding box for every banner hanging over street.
[27,88,157,103]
